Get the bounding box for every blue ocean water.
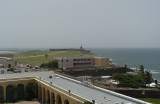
[91,48,160,80]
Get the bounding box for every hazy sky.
[0,0,160,49]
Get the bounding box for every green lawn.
[140,98,160,104]
[14,50,95,66]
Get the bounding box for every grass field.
[140,98,160,104]
[14,50,95,66]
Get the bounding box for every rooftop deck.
[0,71,150,104]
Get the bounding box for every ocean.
[91,48,160,81]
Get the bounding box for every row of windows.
[73,62,92,66]
[61,59,93,62]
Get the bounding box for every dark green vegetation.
[113,65,153,88]
[141,98,160,104]
[40,60,58,69]
[63,67,132,77]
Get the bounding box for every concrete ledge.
[34,78,87,104]
[55,72,151,104]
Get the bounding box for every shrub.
[40,60,58,69]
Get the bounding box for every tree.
[40,60,58,69]
[138,65,153,85]
[139,65,144,73]
[124,64,128,69]
[144,71,153,84]
[155,80,158,84]
[113,73,144,88]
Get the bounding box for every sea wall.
[109,88,160,98]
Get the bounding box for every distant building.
[55,57,95,71]
[55,56,113,71]
[0,57,14,68]
[94,57,112,68]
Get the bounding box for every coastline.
[0,48,160,81]
[91,48,160,81]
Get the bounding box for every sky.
[0,0,160,49]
